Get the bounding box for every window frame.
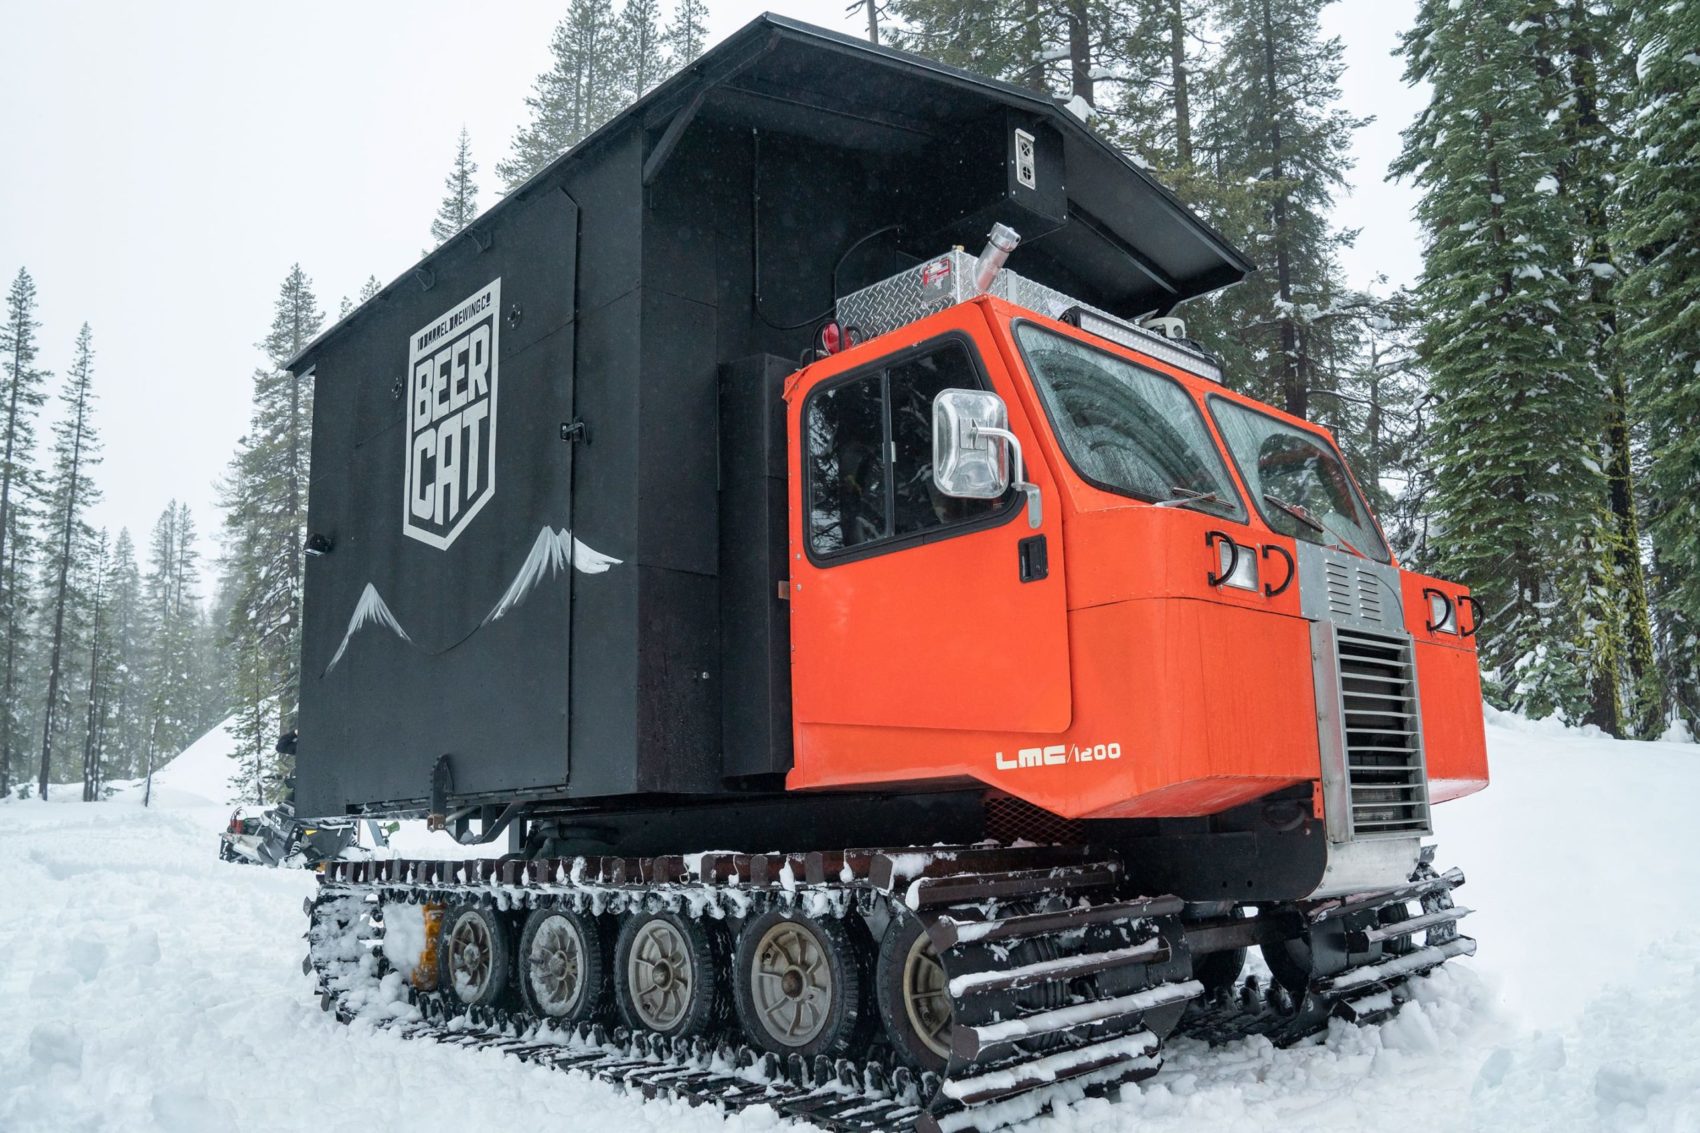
[1010,319,1249,523]
[1205,393,1392,563]
[802,331,1022,568]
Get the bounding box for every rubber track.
[307,847,1177,1133]
[306,851,1475,1131]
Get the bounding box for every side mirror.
[933,389,1009,498]
[931,388,1042,528]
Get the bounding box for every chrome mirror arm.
[971,423,1042,529]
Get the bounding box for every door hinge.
[777,580,790,601]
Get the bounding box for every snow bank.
[2,710,1697,1132]
[122,716,246,810]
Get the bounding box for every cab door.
[786,314,1072,753]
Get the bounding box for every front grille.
[1335,628,1431,837]
[1324,558,1389,626]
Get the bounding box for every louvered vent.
[1335,628,1431,837]
[1323,559,1389,627]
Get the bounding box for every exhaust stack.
[973,223,1022,294]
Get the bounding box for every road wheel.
[1195,947,1247,996]
[733,909,866,1059]
[437,903,512,1007]
[875,914,951,1073]
[1376,900,1418,958]
[517,906,609,1023]
[614,911,727,1039]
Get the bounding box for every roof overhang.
[291,14,1250,372]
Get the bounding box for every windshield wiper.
[1262,492,1366,558]
[1156,485,1224,509]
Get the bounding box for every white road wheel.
[627,919,693,1031]
[902,930,952,1059]
[732,908,868,1059]
[438,904,511,1007]
[749,921,834,1046]
[519,908,607,1020]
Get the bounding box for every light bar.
[1059,307,1224,384]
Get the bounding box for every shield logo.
[403,279,500,549]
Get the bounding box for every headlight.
[1426,590,1456,634]
[1216,537,1259,591]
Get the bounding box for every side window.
[806,341,1008,558]
[889,347,1001,536]
[807,374,886,554]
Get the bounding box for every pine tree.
[886,1,1144,111]
[193,575,234,732]
[664,0,709,66]
[1616,0,1700,731]
[102,529,145,780]
[1102,0,1209,170]
[1393,0,1611,722]
[36,323,101,799]
[80,530,113,800]
[430,127,480,246]
[614,0,667,106]
[1186,0,1366,418]
[0,268,48,797]
[337,276,383,320]
[142,502,203,799]
[221,267,321,798]
[228,609,272,803]
[1547,1,1659,736]
[497,0,623,189]
[1311,284,1431,556]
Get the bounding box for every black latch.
[560,418,589,444]
[427,754,454,832]
[1019,534,1048,583]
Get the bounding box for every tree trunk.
[81,564,105,802]
[1608,368,1661,733]
[1365,350,1385,490]
[1167,0,1192,166]
[38,406,88,800]
[143,718,156,808]
[1067,0,1094,107]
[1259,0,1304,418]
[0,331,24,797]
[1560,0,1649,735]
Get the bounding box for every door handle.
[1018,534,1048,583]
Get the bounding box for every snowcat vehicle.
[218,798,369,869]
[292,16,1488,1132]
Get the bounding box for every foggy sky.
[0,0,1423,554]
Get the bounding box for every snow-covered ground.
[1,714,1696,1132]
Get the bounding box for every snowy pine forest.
[1,0,1697,806]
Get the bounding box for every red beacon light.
[818,320,850,355]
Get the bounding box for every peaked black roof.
[292,13,1251,371]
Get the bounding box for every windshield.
[1015,324,1245,519]
[1209,398,1390,562]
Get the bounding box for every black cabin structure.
[288,14,1250,827]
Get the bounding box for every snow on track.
[2,713,1696,1132]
